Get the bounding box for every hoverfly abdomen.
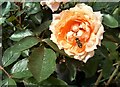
[75,38,82,48]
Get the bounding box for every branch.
[94,70,103,87]
[0,65,11,78]
[105,65,119,86]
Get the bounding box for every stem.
[114,72,120,81]
[0,65,11,78]
[105,65,119,86]
[18,2,22,25]
[94,71,103,87]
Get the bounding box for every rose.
[49,3,104,63]
[40,0,69,12]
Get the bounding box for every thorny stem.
[0,65,11,78]
[94,70,103,87]
[105,65,119,86]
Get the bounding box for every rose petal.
[85,33,98,52]
[83,51,94,63]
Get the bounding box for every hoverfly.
[75,38,82,48]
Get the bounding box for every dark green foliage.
[1,1,120,87]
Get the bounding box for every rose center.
[66,22,91,47]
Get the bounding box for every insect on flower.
[75,38,82,48]
[50,3,104,62]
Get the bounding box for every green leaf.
[21,49,29,57]
[102,41,117,52]
[12,71,32,79]
[102,41,119,60]
[109,51,119,60]
[103,14,118,28]
[0,2,4,6]
[11,58,32,78]
[10,29,34,41]
[82,57,99,78]
[40,76,68,86]
[66,60,76,81]
[16,9,26,17]
[24,76,68,86]
[11,58,28,73]
[23,77,38,85]
[28,46,56,82]
[30,12,42,24]
[10,2,19,11]
[2,47,21,67]
[23,2,41,15]
[102,59,113,78]
[2,37,40,67]
[93,2,107,11]
[56,63,67,73]
[113,8,120,17]
[106,3,118,13]
[112,7,120,27]
[2,1,11,16]
[7,16,16,22]
[12,36,40,52]
[104,34,120,43]
[2,78,17,86]
[0,80,2,87]
[42,38,69,57]
[33,20,51,35]
[104,29,120,43]
[96,45,109,58]
[0,69,2,75]
[0,70,2,86]
[5,20,14,27]
[56,60,76,82]
[0,17,6,25]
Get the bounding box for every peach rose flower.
[50,3,104,63]
[40,0,69,12]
